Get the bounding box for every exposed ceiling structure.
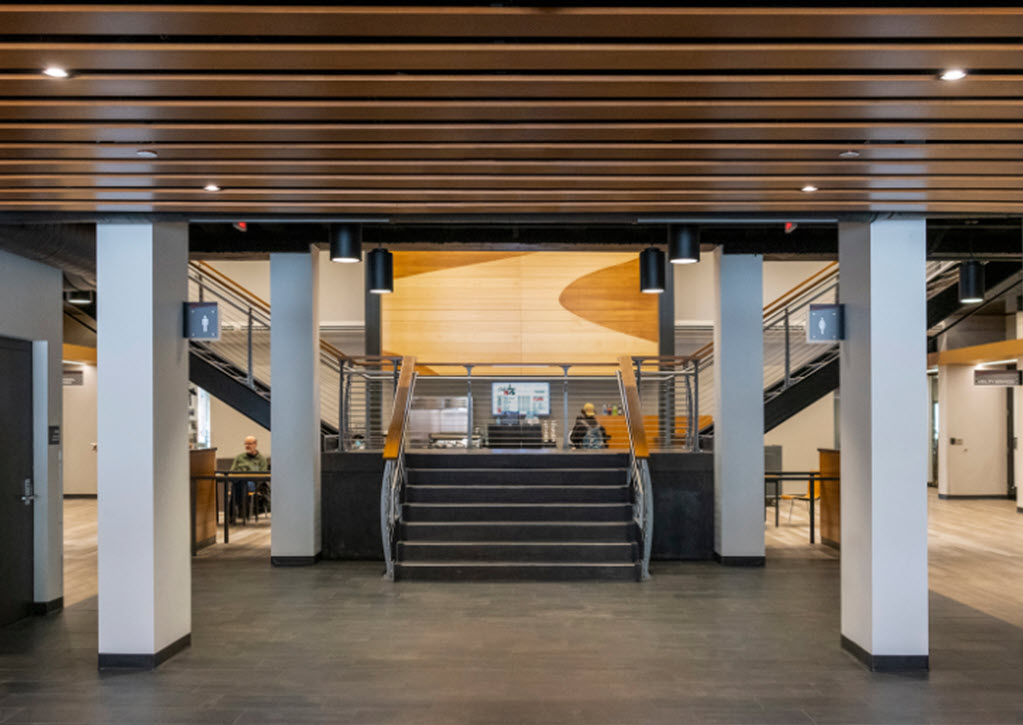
[3,4,1023,220]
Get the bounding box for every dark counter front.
[321,452,385,560]
[649,453,715,561]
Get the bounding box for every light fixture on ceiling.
[639,247,665,294]
[367,248,393,294]
[940,68,967,82]
[203,183,221,192]
[135,149,158,159]
[330,224,362,263]
[668,225,699,264]
[65,289,94,305]
[839,150,861,159]
[42,66,69,78]
[958,260,984,304]
[801,185,819,193]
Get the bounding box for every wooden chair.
[779,472,820,523]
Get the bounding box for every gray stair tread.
[407,467,626,473]
[404,503,629,508]
[397,561,635,568]
[403,541,633,546]
[405,519,630,523]
[406,485,627,490]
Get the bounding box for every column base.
[713,552,765,567]
[841,635,928,672]
[32,597,63,615]
[271,552,322,567]
[98,633,191,671]
[938,493,1011,500]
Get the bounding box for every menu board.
[491,382,551,417]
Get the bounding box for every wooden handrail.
[382,356,416,460]
[618,355,649,459]
[192,259,348,360]
[692,261,839,361]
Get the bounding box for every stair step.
[394,561,639,581]
[405,452,629,470]
[401,521,637,542]
[406,485,629,504]
[403,503,633,523]
[407,467,627,486]
[397,541,637,563]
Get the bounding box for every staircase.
[394,451,642,581]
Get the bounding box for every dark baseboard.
[1018,506,1023,514]
[271,552,322,567]
[98,633,191,671]
[194,536,216,551]
[64,493,97,499]
[32,597,63,615]
[713,552,766,567]
[841,635,929,672]
[938,493,1011,500]
[822,537,840,550]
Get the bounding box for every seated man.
[229,435,268,521]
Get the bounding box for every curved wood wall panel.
[382,252,657,364]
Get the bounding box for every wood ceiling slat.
[0,142,1019,162]
[1,43,1023,72]
[1,122,1023,143]
[3,74,1022,100]
[5,160,1023,176]
[2,174,1023,192]
[8,99,1023,123]
[2,6,1023,39]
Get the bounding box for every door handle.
[21,478,36,506]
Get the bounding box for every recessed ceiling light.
[801,185,818,193]
[940,68,967,81]
[135,149,158,159]
[203,184,221,192]
[839,150,860,159]
[42,66,69,79]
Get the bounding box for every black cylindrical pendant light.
[330,224,362,263]
[668,225,700,264]
[959,260,985,304]
[639,247,665,294]
[367,248,393,294]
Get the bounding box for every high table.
[764,471,838,544]
[189,471,271,554]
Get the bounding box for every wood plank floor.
[63,487,1023,628]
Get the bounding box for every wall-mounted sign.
[807,304,845,343]
[974,369,1021,386]
[184,302,220,340]
[48,426,60,445]
[62,370,83,386]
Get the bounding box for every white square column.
[713,249,765,565]
[270,249,321,565]
[839,220,929,671]
[97,224,190,668]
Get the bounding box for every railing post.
[783,307,792,389]
[246,305,254,389]
[691,358,700,452]
[338,358,346,450]
[466,365,474,452]
[562,365,570,449]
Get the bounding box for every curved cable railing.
[617,356,653,581]
[380,356,417,580]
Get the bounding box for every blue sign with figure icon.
[184,302,220,340]
[807,304,844,343]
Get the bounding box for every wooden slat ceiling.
[4,4,1023,217]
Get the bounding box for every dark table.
[764,471,838,544]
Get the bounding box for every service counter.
[189,448,218,553]
[319,450,715,561]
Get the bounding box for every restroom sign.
[184,302,220,340]
[807,304,844,343]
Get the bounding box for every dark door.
[0,336,34,626]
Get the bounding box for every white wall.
[0,248,63,605]
[938,364,1008,497]
[208,250,364,326]
[764,392,835,491]
[62,363,97,495]
[210,396,271,460]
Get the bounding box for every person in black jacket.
[570,402,609,448]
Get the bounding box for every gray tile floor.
[2,556,1023,724]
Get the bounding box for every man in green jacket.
[229,436,268,520]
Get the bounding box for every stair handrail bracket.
[617,356,653,581]
[380,356,417,580]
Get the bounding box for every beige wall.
[62,363,98,495]
[209,396,271,462]
[764,392,836,493]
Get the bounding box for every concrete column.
[96,224,190,668]
[838,219,928,671]
[712,248,765,565]
[270,249,321,565]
